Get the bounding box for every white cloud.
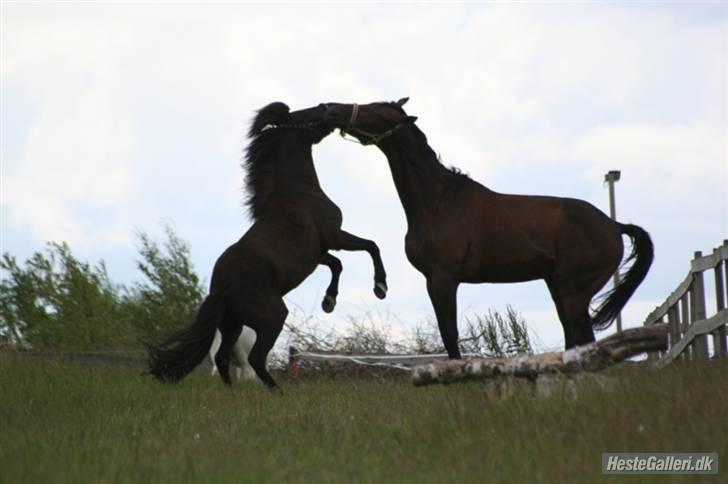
[2,14,138,245]
[573,122,726,182]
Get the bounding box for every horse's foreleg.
[427,273,461,359]
[318,253,342,313]
[331,230,387,299]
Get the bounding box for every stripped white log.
[288,349,480,369]
[412,323,669,386]
[483,373,618,400]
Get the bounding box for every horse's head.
[324,98,418,145]
[250,102,333,143]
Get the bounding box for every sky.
[2,2,727,351]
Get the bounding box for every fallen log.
[412,323,669,386]
[484,372,618,400]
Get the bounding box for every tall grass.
[1,353,725,483]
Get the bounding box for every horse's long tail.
[145,294,223,383]
[591,223,654,330]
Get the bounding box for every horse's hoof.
[322,295,336,313]
[374,281,388,299]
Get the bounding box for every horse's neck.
[275,141,322,192]
[379,128,452,224]
[248,137,325,220]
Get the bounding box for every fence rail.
[643,240,728,368]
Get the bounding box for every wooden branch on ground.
[412,323,669,386]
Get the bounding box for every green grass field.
[1,352,725,483]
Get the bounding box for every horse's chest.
[314,204,343,245]
[404,233,429,272]
[405,224,470,276]
[321,204,343,227]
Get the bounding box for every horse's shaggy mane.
[445,162,468,178]
[404,119,470,184]
[243,102,291,220]
[378,101,470,183]
[248,102,290,137]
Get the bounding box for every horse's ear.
[405,115,418,123]
[396,97,409,106]
[250,102,290,136]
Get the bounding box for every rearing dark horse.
[147,102,387,388]
[324,99,653,356]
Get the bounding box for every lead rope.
[339,132,366,144]
[260,120,324,132]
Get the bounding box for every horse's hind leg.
[238,327,259,381]
[561,294,595,348]
[245,298,288,390]
[546,279,573,349]
[214,318,243,386]
[209,330,222,376]
[547,279,595,349]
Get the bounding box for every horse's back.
[432,187,622,283]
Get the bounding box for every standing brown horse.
[323,99,653,357]
[146,102,387,388]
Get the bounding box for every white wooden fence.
[643,240,728,368]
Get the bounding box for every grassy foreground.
[1,353,725,483]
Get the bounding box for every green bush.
[0,243,130,350]
[123,225,204,343]
[0,226,204,350]
[407,305,532,357]
[460,305,532,357]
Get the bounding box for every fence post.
[691,251,710,360]
[680,292,692,360]
[288,347,301,378]
[646,319,658,363]
[714,246,727,357]
[667,305,681,360]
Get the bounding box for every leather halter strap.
[341,103,406,146]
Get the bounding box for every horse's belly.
[465,253,553,284]
[276,249,322,294]
[242,236,323,295]
[465,267,544,284]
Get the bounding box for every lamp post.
[604,170,622,333]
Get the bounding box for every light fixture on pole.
[604,170,622,333]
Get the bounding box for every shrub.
[403,306,532,357]
[280,305,532,363]
[0,225,204,350]
[0,243,131,350]
[459,305,532,357]
[123,225,205,343]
